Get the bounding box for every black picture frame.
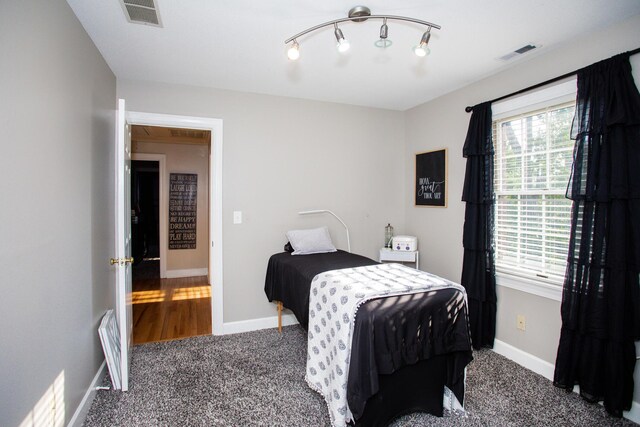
[415,148,447,207]
[168,173,198,249]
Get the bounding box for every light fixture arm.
[298,209,351,253]
[285,14,440,45]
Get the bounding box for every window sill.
[496,272,562,302]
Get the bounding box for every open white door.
[114,98,133,391]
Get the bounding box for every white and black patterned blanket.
[305,263,466,427]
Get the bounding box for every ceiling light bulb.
[374,39,393,48]
[287,40,300,61]
[413,45,430,57]
[337,38,350,52]
[334,24,350,53]
[414,28,432,57]
[375,19,392,48]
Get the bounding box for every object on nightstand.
[392,235,418,252]
[384,223,394,248]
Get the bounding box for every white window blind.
[493,102,575,285]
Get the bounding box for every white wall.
[405,13,640,401]
[0,0,116,425]
[118,80,406,323]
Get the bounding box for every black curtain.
[461,101,497,349]
[553,53,640,417]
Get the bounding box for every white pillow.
[286,226,337,255]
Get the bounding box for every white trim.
[496,272,562,301]
[165,268,208,278]
[131,153,167,279]
[627,402,640,425]
[223,314,299,335]
[492,339,555,381]
[126,111,224,336]
[492,340,640,423]
[67,361,106,427]
[492,80,575,304]
[492,78,577,119]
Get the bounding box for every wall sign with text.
[415,148,447,207]
[169,173,198,249]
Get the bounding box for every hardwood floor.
[132,270,212,345]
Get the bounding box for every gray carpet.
[84,326,637,426]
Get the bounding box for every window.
[493,97,575,288]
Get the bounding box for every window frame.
[491,79,577,302]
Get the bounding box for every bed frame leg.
[277,301,283,333]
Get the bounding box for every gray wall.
[0,0,116,425]
[118,80,406,323]
[405,13,640,397]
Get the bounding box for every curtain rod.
[465,47,640,113]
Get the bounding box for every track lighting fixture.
[284,6,440,60]
[413,28,432,57]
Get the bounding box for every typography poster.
[415,149,447,207]
[169,173,197,249]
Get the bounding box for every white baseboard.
[492,339,640,424]
[222,314,299,335]
[492,339,555,381]
[627,402,640,424]
[164,268,208,279]
[67,361,106,427]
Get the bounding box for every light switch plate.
[233,211,242,224]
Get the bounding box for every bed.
[264,249,473,427]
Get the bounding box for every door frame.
[126,111,224,335]
[131,153,167,278]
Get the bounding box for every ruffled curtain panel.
[461,102,497,349]
[553,52,640,417]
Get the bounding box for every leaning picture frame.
[98,309,122,390]
[415,148,447,207]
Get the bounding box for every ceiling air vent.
[120,0,162,27]
[498,44,538,61]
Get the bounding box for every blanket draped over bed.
[305,263,468,427]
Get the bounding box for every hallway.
[132,261,212,344]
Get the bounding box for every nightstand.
[379,248,419,270]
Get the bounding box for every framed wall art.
[415,148,447,207]
[169,173,198,249]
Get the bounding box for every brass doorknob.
[110,257,135,265]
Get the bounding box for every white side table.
[379,248,419,270]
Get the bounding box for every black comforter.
[264,251,472,422]
[349,289,472,419]
[264,250,377,330]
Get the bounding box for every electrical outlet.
[517,315,526,331]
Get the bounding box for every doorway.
[125,110,224,336]
[130,125,213,344]
[131,160,159,270]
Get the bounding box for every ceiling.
[67,0,640,111]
